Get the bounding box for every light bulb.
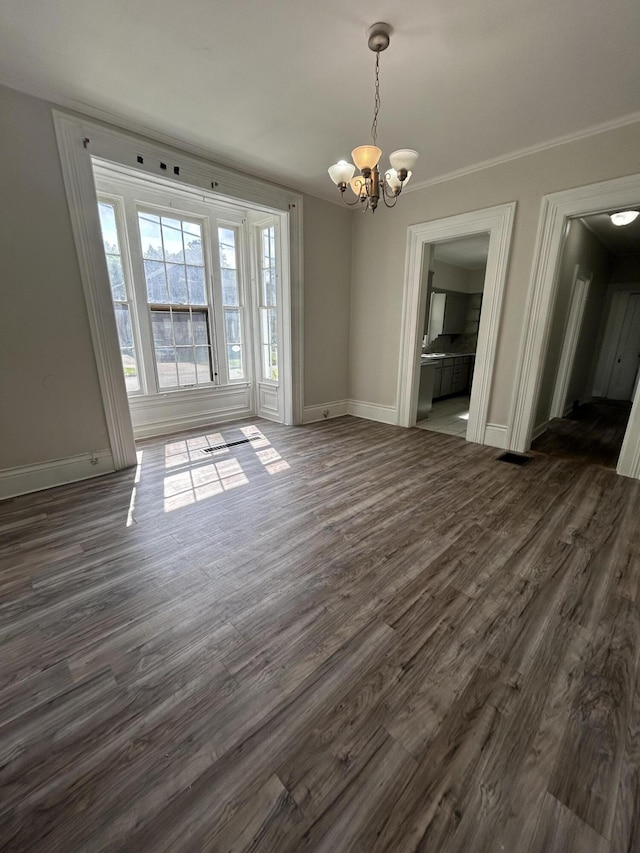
[610,210,639,227]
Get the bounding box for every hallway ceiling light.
[610,210,639,226]
[327,23,418,213]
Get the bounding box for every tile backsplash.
[425,333,478,354]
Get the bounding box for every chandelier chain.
[371,51,381,146]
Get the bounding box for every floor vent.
[497,451,533,466]
[202,438,255,453]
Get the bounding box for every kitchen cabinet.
[442,293,469,334]
[431,355,475,400]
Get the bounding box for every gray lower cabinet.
[433,365,442,398]
[433,355,475,400]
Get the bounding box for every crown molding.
[404,110,640,195]
[3,71,640,208]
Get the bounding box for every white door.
[607,293,640,400]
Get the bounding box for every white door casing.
[397,202,516,446]
[549,266,592,419]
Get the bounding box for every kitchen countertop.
[420,352,476,363]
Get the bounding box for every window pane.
[166,263,188,304]
[121,347,140,392]
[186,265,206,304]
[98,203,120,253]
[193,311,209,344]
[155,347,178,388]
[139,213,163,259]
[262,267,276,307]
[225,308,241,344]
[185,235,203,265]
[106,254,125,301]
[151,311,173,346]
[114,303,134,347]
[195,346,212,382]
[221,268,239,305]
[172,312,193,345]
[144,261,168,303]
[219,228,236,269]
[177,350,197,385]
[162,219,184,262]
[227,344,243,380]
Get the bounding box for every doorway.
[507,172,640,479]
[397,203,516,447]
[414,234,489,438]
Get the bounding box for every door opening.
[397,203,516,448]
[414,234,489,440]
[527,207,640,470]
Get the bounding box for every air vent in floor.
[497,451,533,466]
[203,438,256,453]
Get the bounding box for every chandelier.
[328,23,418,213]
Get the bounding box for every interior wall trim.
[303,401,349,424]
[506,172,640,482]
[483,424,508,449]
[347,400,398,425]
[0,449,114,501]
[397,202,516,445]
[53,114,137,470]
[549,265,592,419]
[405,110,640,196]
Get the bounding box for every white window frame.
[96,169,254,402]
[96,193,146,396]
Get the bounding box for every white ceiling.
[433,234,490,269]
[580,212,640,255]
[2,0,640,200]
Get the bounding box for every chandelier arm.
[380,182,400,208]
[339,192,367,207]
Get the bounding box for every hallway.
[531,400,633,468]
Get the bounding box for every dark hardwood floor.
[1,415,639,851]
[531,399,633,468]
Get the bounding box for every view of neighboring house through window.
[138,211,214,389]
[259,224,278,381]
[97,201,140,392]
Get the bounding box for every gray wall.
[303,196,351,406]
[0,84,353,472]
[349,119,640,425]
[0,85,110,469]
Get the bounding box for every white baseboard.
[563,403,574,417]
[303,400,349,424]
[347,400,398,425]
[532,421,548,440]
[0,449,115,501]
[483,423,507,449]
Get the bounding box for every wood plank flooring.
[1,415,640,851]
[531,399,633,467]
